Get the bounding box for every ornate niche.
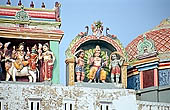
[137,34,157,60]
[65,21,128,87]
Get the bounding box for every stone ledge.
[74,82,123,89]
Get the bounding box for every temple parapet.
[0,2,63,41]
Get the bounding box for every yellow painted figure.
[88,45,108,83]
[14,42,29,71]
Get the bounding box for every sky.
[0,0,170,85]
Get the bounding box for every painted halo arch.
[70,35,124,56]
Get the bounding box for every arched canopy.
[70,35,124,56]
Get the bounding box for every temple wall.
[136,85,170,103]
[137,100,170,110]
[0,82,137,110]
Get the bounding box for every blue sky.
[0,0,170,85]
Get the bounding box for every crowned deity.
[13,42,29,71]
[87,45,108,83]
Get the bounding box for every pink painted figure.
[109,53,124,83]
[39,43,55,81]
[74,49,85,82]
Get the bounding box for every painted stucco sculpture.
[74,49,85,82]
[65,21,127,87]
[0,3,64,84]
[109,52,125,83]
[87,45,108,83]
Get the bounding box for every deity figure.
[109,53,124,83]
[74,49,85,82]
[39,43,55,81]
[88,45,108,83]
[54,2,61,22]
[0,42,3,76]
[28,44,38,71]
[38,43,43,81]
[11,46,16,59]
[91,21,103,37]
[3,42,11,58]
[13,42,29,71]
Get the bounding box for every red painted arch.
[71,35,123,54]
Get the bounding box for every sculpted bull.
[4,59,38,82]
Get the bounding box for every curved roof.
[126,18,170,61]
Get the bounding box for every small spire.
[41,2,45,9]
[6,0,11,6]
[30,1,34,8]
[18,0,22,6]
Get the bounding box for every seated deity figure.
[74,49,85,82]
[14,42,29,71]
[109,53,124,83]
[39,43,55,81]
[88,45,108,83]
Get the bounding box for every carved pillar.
[154,68,158,86]
[121,62,128,88]
[140,71,143,89]
[65,58,75,86]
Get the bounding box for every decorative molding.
[15,5,29,22]
[127,70,139,77]
[137,34,157,60]
[136,62,159,72]
[133,57,159,66]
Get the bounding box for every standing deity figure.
[74,49,85,82]
[12,46,16,59]
[88,45,108,83]
[109,53,124,83]
[28,44,38,71]
[54,2,61,22]
[38,43,43,81]
[0,42,3,76]
[3,42,11,58]
[14,42,29,71]
[39,43,55,81]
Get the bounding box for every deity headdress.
[94,45,101,53]
[31,44,37,53]
[43,43,49,48]
[74,49,84,57]
[18,42,25,47]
